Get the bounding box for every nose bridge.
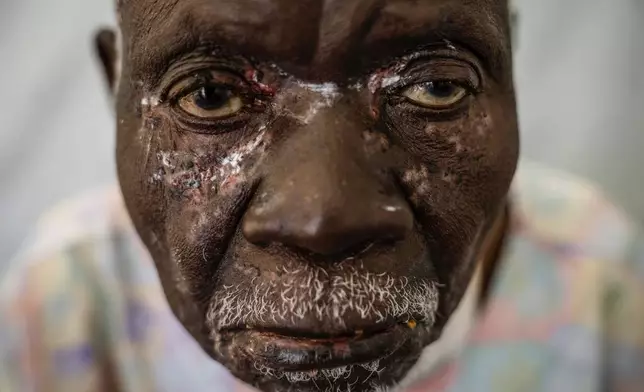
[242,97,414,255]
[271,85,377,205]
[290,97,367,195]
[268,98,378,223]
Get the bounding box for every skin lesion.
[149,124,270,201]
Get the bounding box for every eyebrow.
[129,1,316,86]
[129,1,511,86]
[359,3,511,81]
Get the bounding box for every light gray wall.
[1,0,643,273]
[0,1,116,271]
[514,0,644,221]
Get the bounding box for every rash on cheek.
[135,84,271,204]
[149,125,270,202]
[396,106,499,210]
[401,166,432,203]
[394,111,501,319]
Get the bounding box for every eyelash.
[389,69,480,93]
[165,69,240,98]
[386,78,479,97]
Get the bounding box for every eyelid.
[169,78,202,100]
[388,56,482,93]
[163,68,248,102]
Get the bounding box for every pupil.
[194,86,229,110]
[426,82,455,98]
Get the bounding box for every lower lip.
[234,324,412,371]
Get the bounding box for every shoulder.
[508,162,644,308]
[1,184,160,317]
[510,161,644,359]
[15,185,134,262]
[0,183,158,324]
[439,163,644,392]
[511,160,642,264]
[0,186,145,390]
[2,185,154,305]
[0,186,240,391]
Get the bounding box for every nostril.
[334,240,377,259]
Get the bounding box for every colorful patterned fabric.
[1,161,643,392]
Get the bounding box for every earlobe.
[95,28,119,96]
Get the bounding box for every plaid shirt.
[1,161,643,392]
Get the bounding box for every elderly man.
[1,0,643,391]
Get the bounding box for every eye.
[402,81,468,109]
[178,84,243,119]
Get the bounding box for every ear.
[94,28,120,97]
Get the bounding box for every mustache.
[206,263,440,333]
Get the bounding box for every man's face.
[113,0,517,390]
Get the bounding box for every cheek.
[389,102,515,215]
[391,102,513,250]
[387,103,516,314]
[134,101,271,198]
[128,110,272,277]
[149,124,270,203]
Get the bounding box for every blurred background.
[0,0,643,276]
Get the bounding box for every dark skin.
[97,0,518,390]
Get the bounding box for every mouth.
[224,321,419,372]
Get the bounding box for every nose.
[242,102,414,256]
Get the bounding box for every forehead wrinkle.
[119,0,511,85]
[303,0,512,81]
[119,0,180,32]
[311,0,384,68]
[124,0,271,84]
[123,0,327,84]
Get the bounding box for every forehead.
[119,0,510,81]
